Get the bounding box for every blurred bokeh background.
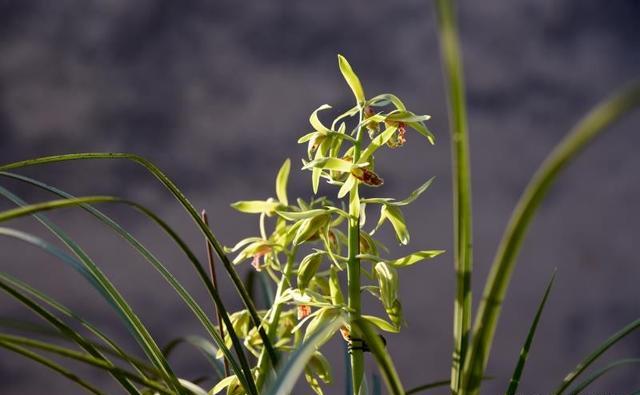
[1,0,639,393]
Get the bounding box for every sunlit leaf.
[276,159,291,206]
[367,94,407,111]
[338,175,356,199]
[310,104,333,133]
[387,250,445,267]
[362,315,399,334]
[231,200,281,215]
[303,157,354,173]
[264,316,344,395]
[374,206,409,245]
[337,55,365,105]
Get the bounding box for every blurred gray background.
[1,0,639,394]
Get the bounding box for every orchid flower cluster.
[217,56,443,395]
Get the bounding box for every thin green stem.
[255,246,298,391]
[348,113,365,394]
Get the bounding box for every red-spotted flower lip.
[351,167,384,186]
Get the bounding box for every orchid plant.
[221,55,443,395]
[0,2,638,395]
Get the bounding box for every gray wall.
[1,1,639,394]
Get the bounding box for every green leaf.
[162,336,225,380]
[337,55,365,105]
[212,375,239,395]
[303,157,354,173]
[0,153,280,378]
[0,274,142,394]
[362,177,435,207]
[331,105,359,130]
[358,125,397,164]
[277,208,347,221]
[506,270,556,395]
[305,352,333,395]
[276,159,291,206]
[304,308,343,343]
[298,252,324,291]
[227,237,263,253]
[231,200,281,214]
[387,250,445,267]
[434,1,474,391]
[553,317,640,394]
[310,104,333,132]
[407,121,436,145]
[0,225,183,393]
[405,377,493,395]
[264,314,345,395]
[367,94,407,111]
[462,81,640,395]
[351,318,405,395]
[385,111,431,123]
[566,358,640,395]
[362,315,400,334]
[338,175,357,199]
[394,177,435,206]
[0,177,256,394]
[381,206,410,245]
[0,334,172,394]
[0,339,107,395]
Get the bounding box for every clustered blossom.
[225,55,437,395]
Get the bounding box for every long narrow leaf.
[405,377,493,395]
[263,316,344,395]
[568,358,640,395]
[0,314,159,378]
[0,339,106,395]
[0,273,141,394]
[434,1,473,392]
[163,336,225,379]
[0,223,183,393]
[462,82,640,395]
[506,271,556,395]
[406,379,450,394]
[0,334,172,394]
[0,183,257,394]
[553,317,640,394]
[351,318,404,395]
[0,153,278,369]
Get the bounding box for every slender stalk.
[254,246,298,391]
[201,209,230,378]
[434,1,473,393]
[348,114,365,394]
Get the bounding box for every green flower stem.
[255,246,298,391]
[348,116,366,394]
